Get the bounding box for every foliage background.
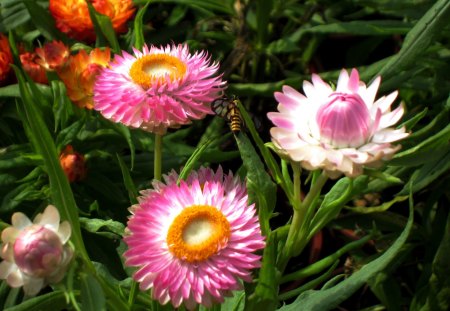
[0,0,449,310]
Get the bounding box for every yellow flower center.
[129,54,186,89]
[167,205,231,263]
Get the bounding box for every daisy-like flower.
[20,52,48,84]
[59,145,87,182]
[268,68,409,178]
[57,48,111,109]
[49,0,135,42]
[124,166,265,310]
[93,43,225,134]
[0,205,73,296]
[35,40,70,72]
[0,33,13,85]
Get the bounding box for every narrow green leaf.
[134,2,151,50]
[235,133,276,236]
[4,291,68,311]
[345,195,408,214]
[116,154,139,204]
[86,1,121,54]
[236,101,293,203]
[278,195,414,311]
[281,234,373,284]
[81,273,107,311]
[376,0,450,80]
[12,65,89,261]
[178,137,219,182]
[21,0,64,40]
[245,232,279,311]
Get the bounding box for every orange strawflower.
[49,0,135,42]
[20,52,48,84]
[0,33,13,85]
[56,47,111,109]
[35,41,70,71]
[59,145,87,182]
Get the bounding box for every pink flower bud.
[0,205,73,296]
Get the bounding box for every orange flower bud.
[0,33,13,85]
[35,41,70,71]
[59,145,87,182]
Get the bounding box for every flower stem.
[278,168,328,271]
[291,171,328,257]
[154,133,163,180]
[278,162,302,271]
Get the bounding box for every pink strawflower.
[93,43,225,134]
[268,68,409,178]
[0,205,73,296]
[123,167,265,310]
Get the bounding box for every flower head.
[93,43,225,134]
[124,167,265,310]
[20,52,48,84]
[268,69,409,178]
[57,48,111,109]
[35,40,70,72]
[49,0,135,42]
[59,145,87,182]
[0,33,13,85]
[0,205,73,296]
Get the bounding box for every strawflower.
[35,40,70,72]
[49,0,135,42]
[93,43,225,134]
[57,48,111,109]
[124,167,265,310]
[0,33,13,85]
[268,68,409,178]
[0,205,73,296]
[59,145,87,182]
[20,52,48,84]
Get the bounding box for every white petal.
[362,76,381,106]
[1,227,20,244]
[11,212,32,230]
[6,269,24,288]
[57,221,72,244]
[374,91,398,113]
[37,205,60,231]
[0,261,16,279]
[311,74,333,95]
[23,276,45,296]
[372,128,409,143]
[379,104,405,129]
[336,69,350,92]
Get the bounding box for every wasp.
[211,95,244,134]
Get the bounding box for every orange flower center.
[129,54,186,89]
[166,205,230,263]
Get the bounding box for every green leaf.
[235,133,276,236]
[345,195,408,214]
[79,217,125,237]
[86,1,121,54]
[411,209,450,311]
[278,195,414,311]
[81,273,107,311]
[376,0,450,81]
[116,154,139,204]
[133,2,151,50]
[245,232,279,311]
[21,0,65,41]
[12,64,89,261]
[281,234,374,284]
[236,101,293,203]
[4,291,68,311]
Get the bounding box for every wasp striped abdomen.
[211,95,244,134]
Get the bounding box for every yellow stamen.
[129,54,186,89]
[167,205,230,263]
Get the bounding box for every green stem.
[154,133,163,180]
[291,172,328,257]
[278,162,302,271]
